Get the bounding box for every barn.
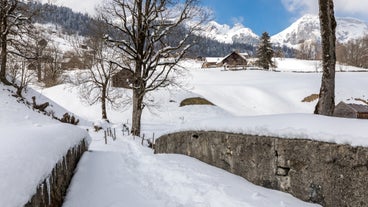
[112,70,134,89]
[201,57,223,68]
[221,51,248,69]
[201,52,248,69]
[333,101,368,119]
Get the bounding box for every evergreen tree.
[256,32,275,70]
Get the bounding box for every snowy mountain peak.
[272,14,368,47]
[201,21,259,44]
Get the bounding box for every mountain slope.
[201,21,259,44]
[272,14,368,47]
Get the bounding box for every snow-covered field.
[2,58,368,206]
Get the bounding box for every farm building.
[112,70,134,89]
[201,52,248,69]
[201,57,223,68]
[221,51,248,69]
[333,101,368,119]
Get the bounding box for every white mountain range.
[201,21,259,45]
[200,14,368,47]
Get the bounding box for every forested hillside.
[27,2,296,58]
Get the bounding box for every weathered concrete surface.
[25,139,88,207]
[155,131,368,207]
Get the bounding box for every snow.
[196,14,368,47]
[272,14,368,47]
[200,21,259,44]
[62,131,319,207]
[3,57,368,207]
[171,113,368,147]
[0,86,89,207]
[274,58,368,72]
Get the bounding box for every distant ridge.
[271,14,368,48]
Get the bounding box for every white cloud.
[42,0,103,15]
[281,0,317,14]
[231,16,244,25]
[281,0,368,20]
[334,0,368,17]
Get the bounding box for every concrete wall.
[24,139,88,207]
[155,131,368,207]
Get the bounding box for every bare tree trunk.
[101,85,108,120]
[0,38,11,85]
[37,58,42,82]
[131,89,143,136]
[314,0,336,115]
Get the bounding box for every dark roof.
[347,103,368,113]
[221,51,247,62]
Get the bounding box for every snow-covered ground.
[3,57,368,206]
[62,129,319,207]
[0,85,89,207]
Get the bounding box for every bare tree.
[314,0,337,115]
[99,0,209,136]
[76,36,123,121]
[7,54,34,96]
[297,40,321,60]
[337,36,368,68]
[42,42,64,87]
[0,0,30,85]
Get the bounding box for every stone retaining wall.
[24,139,88,207]
[155,131,368,207]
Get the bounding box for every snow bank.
[63,134,319,207]
[0,85,90,207]
[170,113,368,147]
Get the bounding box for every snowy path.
[62,131,320,207]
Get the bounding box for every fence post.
[113,128,116,141]
[141,134,145,145]
[152,133,155,150]
[104,131,107,144]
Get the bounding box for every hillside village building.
[112,70,134,89]
[333,101,368,119]
[202,51,248,69]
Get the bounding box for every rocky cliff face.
[156,131,368,207]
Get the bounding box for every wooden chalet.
[112,70,134,89]
[333,101,368,119]
[221,51,248,69]
[201,57,223,68]
[201,51,248,69]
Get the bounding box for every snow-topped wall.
[25,139,88,207]
[155,131,368,207]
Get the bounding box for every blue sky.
[54,0,368,36]
[200,0,293,35]
[200,0,368,36]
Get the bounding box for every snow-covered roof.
[346,103,368,113]
[204,57,223,63]
[205,52,248,65]
[222,51,248,62]
[240,52,249,57]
